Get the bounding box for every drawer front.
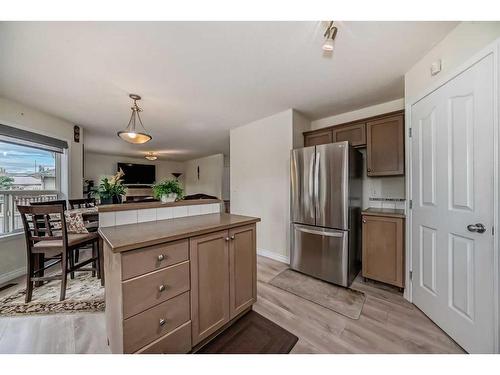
[124,292,190,353]
[122,261,190,319]
[135,321,192,354]
[121,239,189,280]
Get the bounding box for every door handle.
[467,223,486,233]
[296,225,344,238]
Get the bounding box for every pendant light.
[117,94,152,144]
[145,152,158,161]
[322,21,338,52]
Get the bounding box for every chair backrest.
[31,199,68,211]
[17,205,69,251]
[68,198,96,209]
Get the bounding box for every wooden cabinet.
[190,230,230,345]
[102,214,259,354]
[366,114,404,176]
[229,225,257,319]
[304,129,332,147]
[332,122,366,147]
[190,225,257,346]
[362,213,405,288]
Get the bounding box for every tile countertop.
[99,213,261,253]
[362,207,406,219]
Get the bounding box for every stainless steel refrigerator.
[290,141,362,287]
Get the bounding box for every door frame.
[405,38,500,353]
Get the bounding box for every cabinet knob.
[157,254,165,261]
[158,284,166,292]
[367,168,371,172]
[362,219,366,223]
[230,235,235,240]
[225,237,230,241]
[159,319,166,327]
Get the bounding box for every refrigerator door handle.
[314,151,320,216]
[295,225,344,238]
[308,151,315,202]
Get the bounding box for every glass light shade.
[322,38,334,52]
[117,131,152,144]
[145,152,158,161]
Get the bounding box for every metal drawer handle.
[157,254,165,261]
[225,237,230,241]
[230,235,235,240]
[159,319,166,327]
[158,284,166,292]
[296,226,344,238]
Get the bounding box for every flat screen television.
[117,163,156,185]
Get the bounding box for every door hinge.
[408,128,412,138]
[409,200,413,209]
[409,271,413,281]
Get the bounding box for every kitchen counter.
[98,198,222,212]
[362,207,406,218]
[99,212,260,253]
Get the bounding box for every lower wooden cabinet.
[190,225,257,346]
[362,214,405,288]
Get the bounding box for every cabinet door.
[304,129,333,147]
[366,115,404,176]
[229,224,256,319]
[190,230,230,345]
[332,122,366,147]
[362,215,404,287]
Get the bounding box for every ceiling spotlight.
[117,94,152,144]
[322,21,338,52]
[145,152,158,161]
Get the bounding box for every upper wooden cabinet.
[332,122,366,147]
[366,114,404,176]
[304,129,332,147]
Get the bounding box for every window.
[0,124,67,236]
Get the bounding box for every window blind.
[0,123,69,153]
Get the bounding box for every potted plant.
[94,169,127,204]
[152,179,184,203]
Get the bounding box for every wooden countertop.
[98,199,222,213]
[99,213,261,253]
[362,208,406,218]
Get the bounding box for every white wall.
[405,22,500,100]
[0,96,84,284]
[231,109,295,262]
[310,98,404,131]
[222,155,230,201]
[184,153,224,198]
[84,152,185,187]
[292,110,311,148]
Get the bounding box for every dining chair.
[18,204,101,302]
[68,198,99,264]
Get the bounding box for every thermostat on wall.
[430,59,442,76]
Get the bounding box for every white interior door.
[411,53,496,353]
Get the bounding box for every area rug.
[269,269,365,320]
[195,310,298,354]
[0,272,104,316]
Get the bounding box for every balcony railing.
[0,190,59,236]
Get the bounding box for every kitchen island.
[99,212,260,354]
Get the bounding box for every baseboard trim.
[0,267,25,286]
[257,249,290,265]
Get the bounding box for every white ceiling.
[0,21,457,161]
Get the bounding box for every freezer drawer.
[290,223,349,286]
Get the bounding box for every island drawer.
[123,291,190,353]
[121,239,189,280]
[122,261,190,319]
[135,321,192,354]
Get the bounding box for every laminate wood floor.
[0,255,465,354]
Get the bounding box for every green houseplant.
[94,169,127,204]
[152,179,184,203]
